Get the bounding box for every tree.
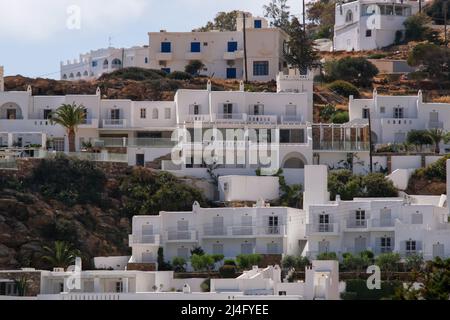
[418,257,450,300]
[316,252,338,260]
[14,276,30,296]
[403,13,438,43]
[50,103,86,152]
[426,128,448,154]
[307,0,336,39]
[263,0,291,31]
[407,43,450,80]
[342,253,370,275]
[405,253,424,272]
[157,247,172,271]
[194,11,240,32]
[184,60,205,76]
[319,104,337,122]
[362,173,398,198]
[236,254,262,270]
[41,241,81,269]
[426,0,450,25]
[281,255,297,269]
[190,246,205,256]
[375,253,401,281]
[191,254,215,272]
[279,179,303,208]
[284,17,320,74]
[324,57,379,87]
[407,130,433,152]
[172,257,187,272]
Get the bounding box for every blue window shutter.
[227,68,237,79]
[227,41,238,52]
[161,68,171,74]
[161,42,171,53]
[191,42,201,53]
[254,20,262,29]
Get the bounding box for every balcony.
[184,114,211,123]
[165,230,197,242]
[79,118,99,128]
[280,115,304,125]
[369,218,395,230]
[213,113,246,124]
[96,137,175,148]
[155,52,173,61]
[373,247,393,255]
[428,120,444,129]
[247,115,277,125]
[313,141,370,152]
[128,234,160,246]
[223,50,244,60]
[202,225,286,237]
[345,219,368,230]
[102,119,127,128]
[306,223,340,235]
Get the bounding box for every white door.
[433,243,444,258]
[355,237,367,253]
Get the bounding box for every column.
[94,277,101,293]
[7,133,13,147]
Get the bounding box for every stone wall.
[127,263,157,271]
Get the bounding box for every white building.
[333,0,419,51]
[148,14,287,81]
[61,46,150,81]
[349,89,450,152]
[128,200,305,268]
[303,165,450,260]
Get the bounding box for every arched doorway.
[282,152,307,169]
[0,102,23,120]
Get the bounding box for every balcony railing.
[214,113,246,123]
[247,115,278,124]
[313,141,370,152]
[165,230,197,241]
[369,218,395,228]
[428,120,444,129]
[223,50,244,60]
[346,219,368,229]
[203,225,286,237]
[185,114,211,123]
[306,223,339,234]
[128,234,161,245]
[229,226,255,236]
[96,137,175,148]
[102,119,127,128]
[280,115,304,124]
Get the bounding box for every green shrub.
[219,265,237,278]
[408,71,428,80]
[28,155,106,206]
[316,252,338,260]
[330,111,349,124]
[211,254,225,263]
[167,71,193,80]
[201,279,210,292]
[281,255,297,269]
[421,155,450,181]
[185,60,205,75]
[100,67,165,81]
[191,254,215,272]
[172,257,187,272]
[324,57,379,87]
[236,254,262,270]
[367,53,387,59]
[224,259,236,266]
[327,80,360,98]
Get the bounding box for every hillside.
[0,157,208,270]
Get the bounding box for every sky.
[0,0,304,79]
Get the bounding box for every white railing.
[185,114,211,122]
[280,115,304,124]
[38,151,128,163]
[165,230,197,241]
[247,115,278,124]
[306,223,339,234]
[96,138,175,148]
[369,218,395,228]
[102,119,127,128]
[203,225,286,237]
[129,234,161,245]
[214,113,246,122]
[346,219,368,229]
[428,120,444,129]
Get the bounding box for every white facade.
[303,165,450,260]
[218,175,279,202]
[129,201,305,266]
[333,0,419,51]
[349,89,450,152]
[61,46,149,81]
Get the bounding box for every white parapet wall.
[218,175,279,202]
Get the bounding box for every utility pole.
[242,12,249,83]
[419,0,422,13]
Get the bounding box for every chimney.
[303,165,330,211]
[207,80,212,91]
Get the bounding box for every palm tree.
[42,241,81,270]
[426,128,447,154]
[50,103,86,152]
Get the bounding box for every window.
[250,104,264,115]
[152,108,159,119]
[227,41,238,52]
[411,213,423,224]
[140,108,146,119]
[393,107,404,119]
[380,237,392,253]
[62,74,67,80]
[165,108,171,119]
[161,42,171,53]
[285,105,297,117]
[203,42,208,46]
[115,281,123,293]
[145,57,149,64]
[362,108,370,119]
[44,109,53,120]
[191,42,201,53]
[355,210,366,227]
[212,244,224,255]
[103,59,109,69]
[254,19,262,29]
[319,214,330,232]
[345,10,353,23]
[253,61,269,76]
[226,68,237,79]
[366,30,372,37]
[406,240,416,252]
[223,103,233,115]
[111,109,120,120]
[189,104,200,115]
[92,61,98,67]
[380,106,386,113]
[268,216,279,234]
[279,291,287,296]
[161,68,171,74]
